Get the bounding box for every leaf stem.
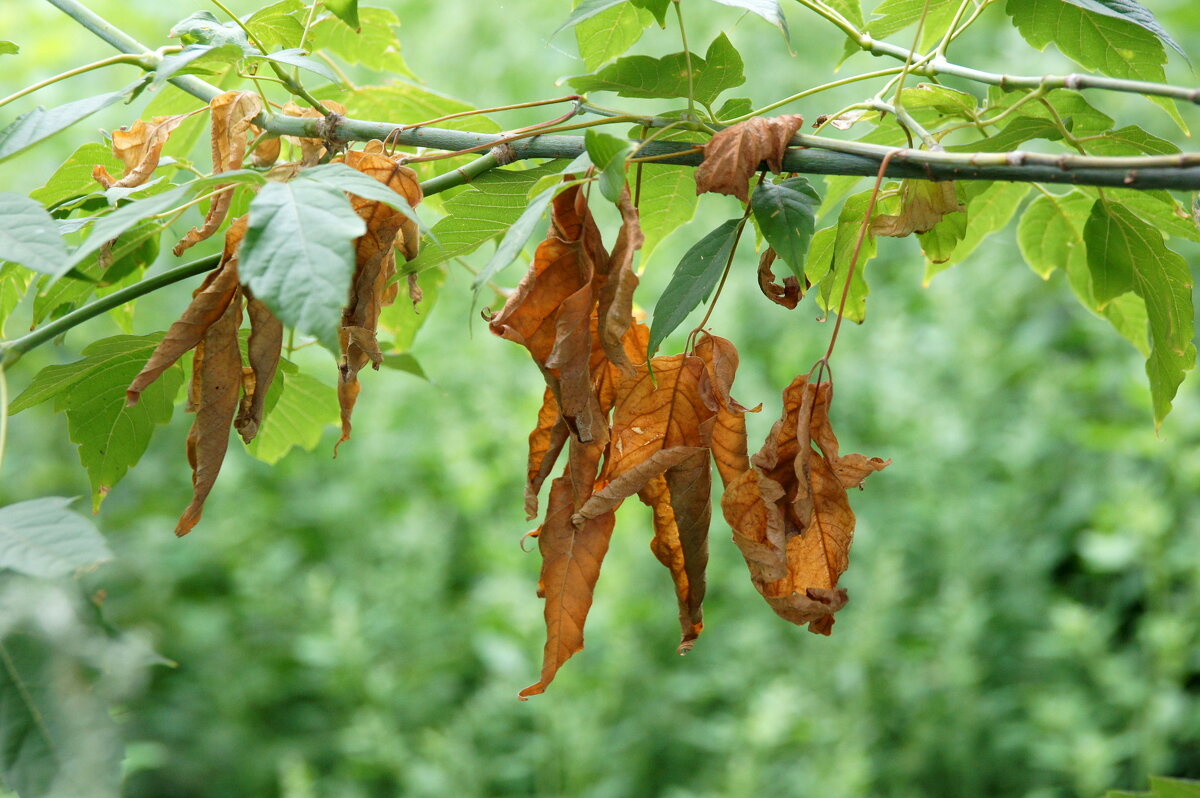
[399,95,584,131]
[727,68,908,124]
[0,53,157,109]
[0,362,8,474]
[209,0,269,53]
[673,0,697,121]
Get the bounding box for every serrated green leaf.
[0,498,111,578]
[707,0,789,39]
[924,181,1029,279]
[0,194,68,274]
[0,41,18,56]
[811,191,877,322]
[751,178,820,280]
[472,184,559,293]
[1080,124,1178,156]
[637,164,698,263]
[714,97,753,121]
[0,265,28,336]
[298,162,424,229]
[849,0,960,55]
[1085,201,1195,423]
[249,48,341,85]
[569,33,745,105]
[324,0,360,31]
[245,0,306,50]
[0,81,143,164]
[10,335,182,508]
[631,0,670,26]
[407,162,564,272]
[380,266,445,351]
[1059,0,1186,59]
[28,143,122,210]
[576,1,650,70]
[309,7,412,77]
[585,129,632,203]
[241,181,365,352]
[1085,187,1200,243]
[246,371,339,465]
[169,11,253,50]
[898,83,978,119]
[649,218,743,357]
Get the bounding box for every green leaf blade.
[751,177,820,280]
[0,498,111,578]
[706,0,790,40]
[0,82,143,164]
[648,218,743,357]
[0,194,68,275]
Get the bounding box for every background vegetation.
[2,0,1199,796]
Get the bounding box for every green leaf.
[947,116,1063,153]
[324,0,361,31]
[10,334,183,509]
[707,0,789,39]
[751,177,820,280]
[576,1,651,71]
[28,143,122,210]
[898,83,978,119]
[407,162,563,272]
[0,265,28,336]
[169,11,253,50]
[0,41,18,56]
[557,0,634,34]
[309,7,412,77]
[472,184,559,293]
[635,164,697,263]
[1084,201,1196,424]
[1080,124,1178,156]
[249,49,342,85]
[298,162,424,230]
[246,371,339,465]
[585,129,632,203]
[985,87,1114,137]
[322,83,497,133]
[1058,0,1186,59]
[0,498,111,578]
[0,81,143,164]
[649,218,743,357]
[1087,188,1200,243]
[631,0,671,26]
[811,191,877,322]
[569,33,745,105]
[0,194,68,274]
[241,181,365,352]
[245,0,306,50]
[381,352,428,380]
[714,97,753,121]
[852,0,960,53]
[153,43,243,87]
[923,181,1030,279]
[1108,777,1200,798]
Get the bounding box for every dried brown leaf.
[757,247,803,310]
[249,124,281,168]
[526,388,570,520]
[870,180,963,237]
[692,332,755,488]
[695,115,804,202]
[93,114,189,189]
[174,91,263,256]
[234,292,283,444]
[595,188,642,375]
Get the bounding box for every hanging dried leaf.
[525,388,570,520]
[870,180,963,237]
[249,124,281,168]
[757,247,803,310]
[720,375,889,633]
[176,286,244,537]
[637,475,703,652]
[92,114,189,189]
[174,91,264,256]
[695,114,804,202]
[234,291,283,443]
[692,332,755,488]
[127,217,248,406]
[595,187,643,375]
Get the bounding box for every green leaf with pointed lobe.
[632,0,670,25]
[10,334,183,509]
[576,1,651,70]
[751,178,820,280]
[707,0,789,39]
[585,129,632,203]
[1058,0,1186,59]
[649,219,743,357]
[557,0,635,35]
[0,498,111,578]
[923,181,1030,279]
[0,194,68,275]
[325,0,361,31]
[1084,201,1195,424]
[29,144,122,210]
[245,0,306,50]
[246,371,339,465]
[569,33,744,105]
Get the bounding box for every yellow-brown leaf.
[93,114,188,189]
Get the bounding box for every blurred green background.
[2,0,1200,796]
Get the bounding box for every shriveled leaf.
[752,177,820,279]
[0,498,111,578]
[525,389,571,520]
[0,193,68,274]
[922,181,1029,279]
[597,190,643,373]
[871,180,963,237]
[695,114,803,202]
[235,295,283,443]
[757,248,802,309]
[92,114,188,190]
[648,218,742,357]
[638,476,703,650]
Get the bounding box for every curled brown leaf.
[695,114,804,202]
[757,247,803,310]
[870,180,964,237]
[93,114,189,189]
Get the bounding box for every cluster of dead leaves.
[489,173,888,698]
[116,90,422,535]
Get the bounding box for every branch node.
[490,143,518,166]
[1065,74,1082,90]
[1124,170,1138,185]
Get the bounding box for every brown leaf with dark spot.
[234,291,283,444]
[174,91,263,257]
[127,217,248,406]
[695,115,804,202]
[519,471,617,699]
[93,114,189,189]
[176,287,244,537]
[870,180,963,237]
[720,375,889,633]
[757,247,803,310]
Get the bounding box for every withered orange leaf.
[176,286,244,537]
[249,124,281,168]
[720,375,888,634]
[695,114,804,202]
[595,188,643,376]
[575,352,714,523]
[757,247,803,310]
[692,332,755,488]
[526,387,570,520]
[870,180,963,237]
[93,114,189,189]
[638,475,703,652]
[663,450,710,651]
[234,292,283,444]
[519,472,617,699]
[174,91,264,257]
[127,217,248,406]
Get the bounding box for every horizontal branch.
[44,0,1200,192]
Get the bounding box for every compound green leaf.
[309,7,412,77]
[569,33,744,105]
[751,177,820,280]
[0,194,68,274]
[0,498,111,578]
[1084,201,1195,424]
[245,0,306,50]
[1080,124,1178,156]
[246,371,339,465]
[649,218,743,357]
[853,0,960,52]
